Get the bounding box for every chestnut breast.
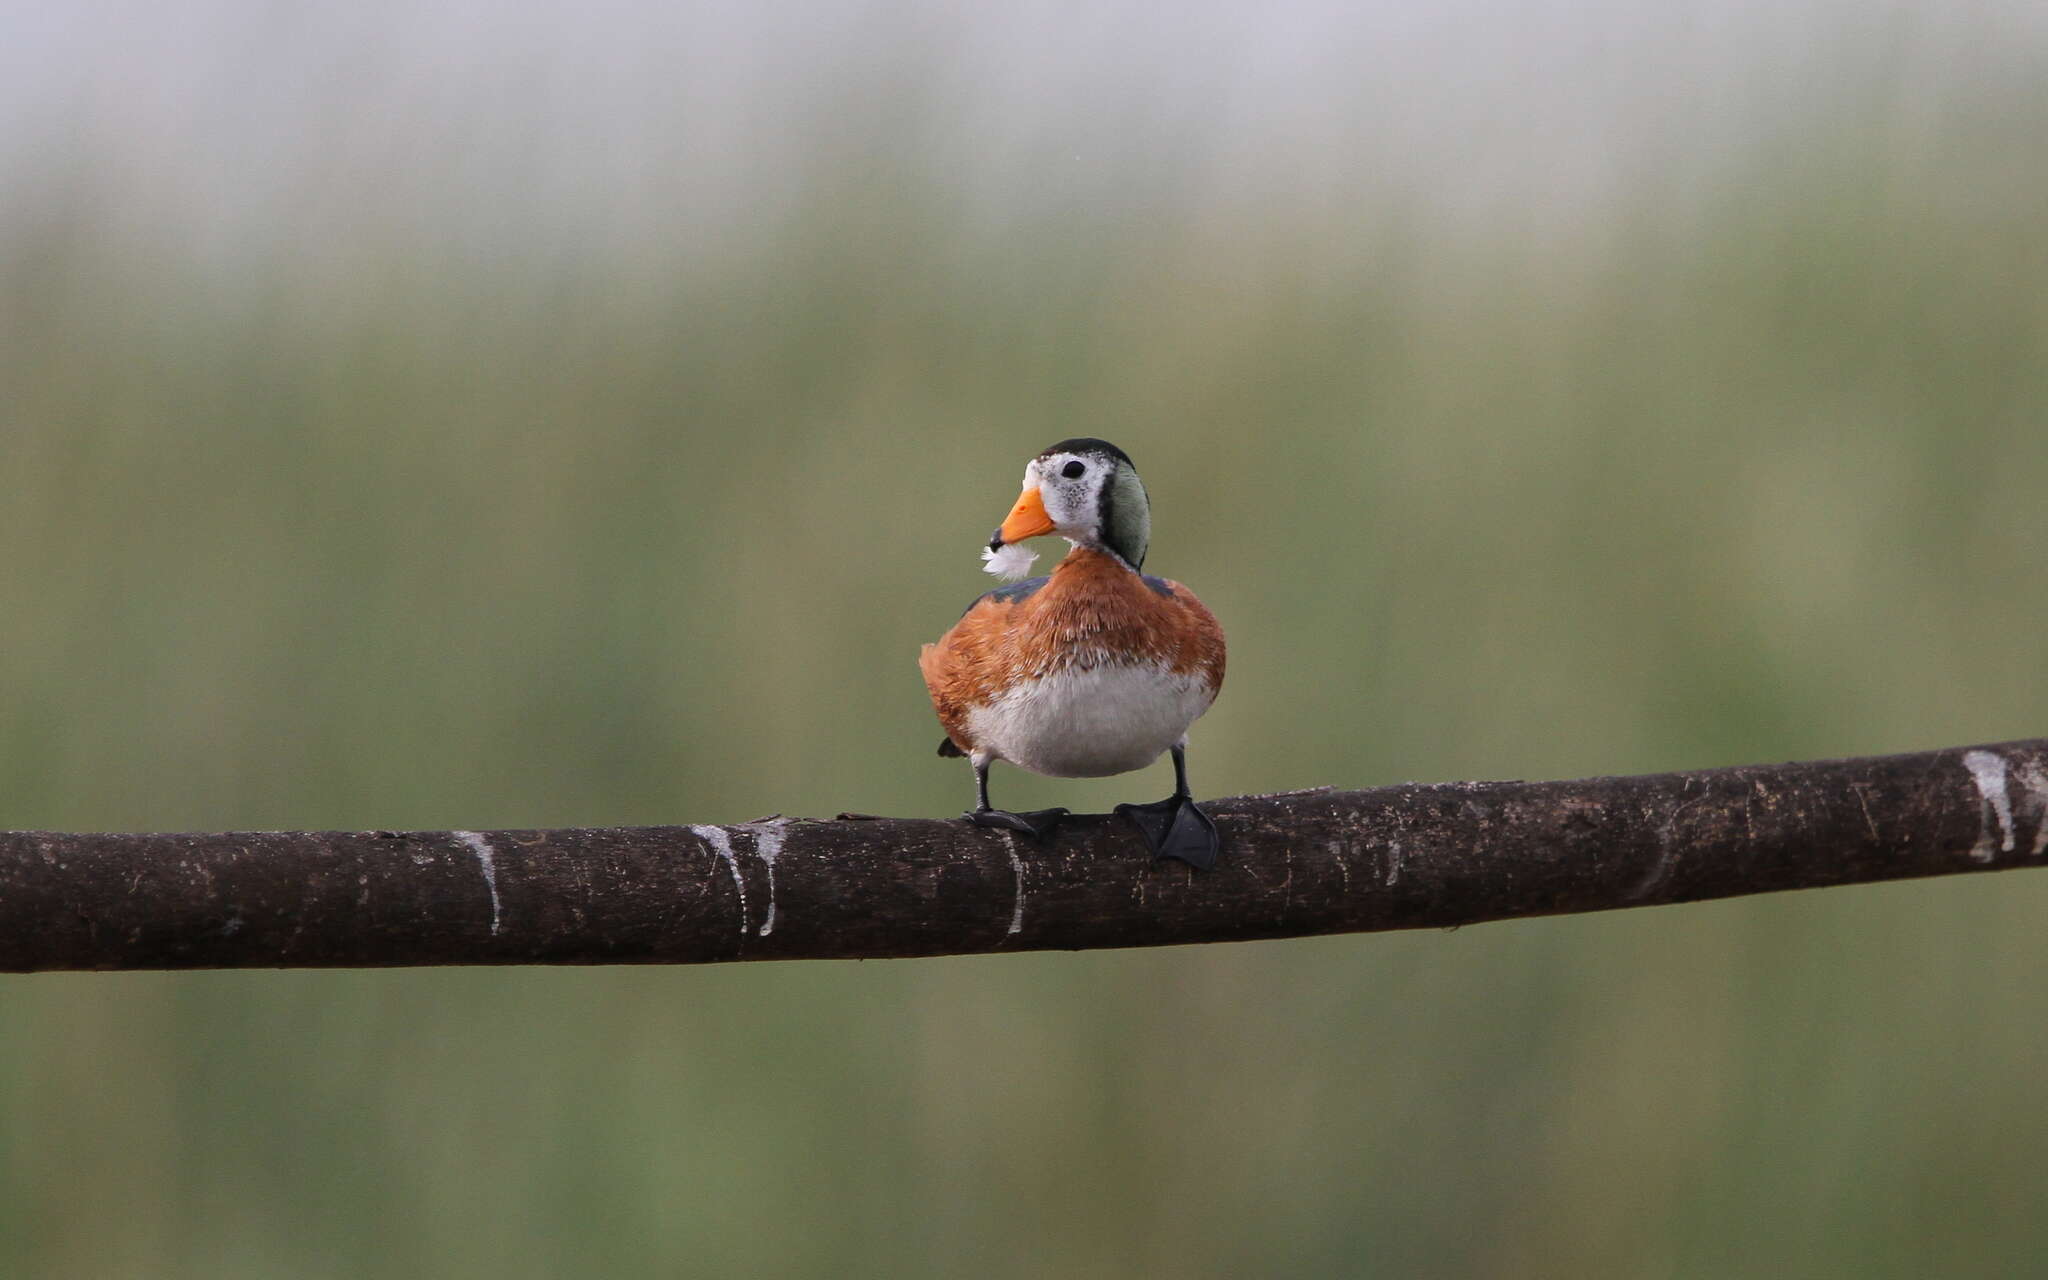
[919,548,1226,775]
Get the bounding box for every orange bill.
[997,485,1056,544]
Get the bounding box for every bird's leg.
[965,757,1069,841]
[1115,744,1220,869]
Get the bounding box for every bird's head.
[982,438,1150,580]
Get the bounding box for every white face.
[1029,452,1109,537]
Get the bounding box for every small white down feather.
[980,541,1040,582]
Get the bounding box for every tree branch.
[4,738,2043,971]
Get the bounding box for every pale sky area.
[5,0,2042,269]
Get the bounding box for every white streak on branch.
[690,825,749,934]
[1004,837,1026,937]
[1963,750,2014,862]
[2013,761,2048,857]
[451,831,503,935]
[1328,841,1352,894]
[746,819,791,937]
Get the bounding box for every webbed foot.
[966,807,1070,841]
[1115,794,1220,869]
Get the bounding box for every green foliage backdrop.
[3,4,2047,1275]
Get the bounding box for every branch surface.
[4,738,2044,971]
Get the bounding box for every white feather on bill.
[981,542,1039,581]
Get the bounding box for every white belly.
[964,661,1216,778]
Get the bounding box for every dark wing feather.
[957,575,1050,617]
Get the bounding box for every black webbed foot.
[966,807,1070,841]
[1116,794,1220,869]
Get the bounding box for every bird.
[919,438,1227,868]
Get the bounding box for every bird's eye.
[1061,460,1086,479]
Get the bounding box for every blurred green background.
[4,2,2048,1275]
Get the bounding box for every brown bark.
[2,738,2041,971]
